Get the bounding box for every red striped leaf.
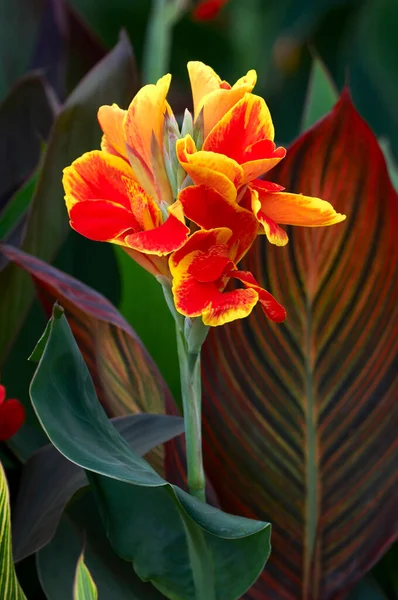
[0,244,171,470]
[194,92,397,599]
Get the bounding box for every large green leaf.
[189,93,397,599]
[30,307,271,600]
[12,413,184,562]
[37,494,165,600]
[1,244,170,418]
[0,462,26,599]
[0,31,137,368]
[73,552,98,600]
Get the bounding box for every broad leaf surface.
[301,57,338,132]
[37,494,165,600]
[0,32,137,367]
[1,244,169,419]
[12,414,183,562]
[0,462,26,599]
[30,308,271,600]
[193,93,398,599]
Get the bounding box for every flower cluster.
[63,62,345,326]
[0,384,25,441]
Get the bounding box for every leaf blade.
[73,552,98,600]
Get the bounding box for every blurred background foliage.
[0,0,397,598]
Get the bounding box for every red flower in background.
[0,385,25,441]
[192,0,230,21]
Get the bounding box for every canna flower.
[170,185,286,326]
[192,0,231,22]
[178,64,346,245]
[0,385,25,441]
[63,75,190,278]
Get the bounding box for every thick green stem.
[142,0,186,84]
[176,327,206,502]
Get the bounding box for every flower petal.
[0,399,25,441]
[188,245,232,282]
[98,104,127,159]
[241,142,286,183]
[124,213,190,256]
[178,184,258,261]
[257,190,347,226]
[251,179,285,192]
[170,228,234,317]
[203,93,275,160]
[250,187,289,245]
[124,74,171,200]
[63,150,136,212]
[201,287,259,326]
[69,200,139,241]
[232,270,286,322]
[0,384,5,404]
[188,61,223,119]
[176,135,242,202]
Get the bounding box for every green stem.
[176,327,206,502]
[142,0,185,84]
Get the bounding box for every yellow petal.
[98,104,127,159]
[258,191,347,226]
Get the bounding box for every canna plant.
[0,17,396,600]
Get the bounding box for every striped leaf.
[73,552,98,600]
[195,92,398,599]
[0,244,170,472]
[0,462,26,599]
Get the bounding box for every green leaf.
[30,308,271,600]
[0,462,26,599]
[348,577,388,600]
[13,413,184,562]
[37,494,165,600]
[301,56,338,131]
[0,31,137,369]
[0,171,38,242]
[379,137,398,192]
[73,552,98,600]
[193,93,398,598]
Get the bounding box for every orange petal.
[232,270,286,322]
[249,187,289,246]
[188,61,223,119]
[124,74,172,200]
[203,93,275,160]
[241,142,286,183]
[178,184,258,261]
[124,213,189,256]
[69,200,138,241]
[256,190,346,226]
[63,150,135,212]
[176,135,242,202]
[98,104,127,159]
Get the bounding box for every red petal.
[0,399,25,440]
[0,385,5,404]
[232,270,286,322]
[63,150,136,211]
[124,213,189,256]
[178,185,258,262]
[189,246,232,282]
[69,200,139,241]
[203,93,275,162]
[251,179,285,192]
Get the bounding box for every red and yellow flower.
[170,185,286,326]
[63,75,189,278]
[63,61,346,326]
[178,64,346,247]
[0,385,25,441]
